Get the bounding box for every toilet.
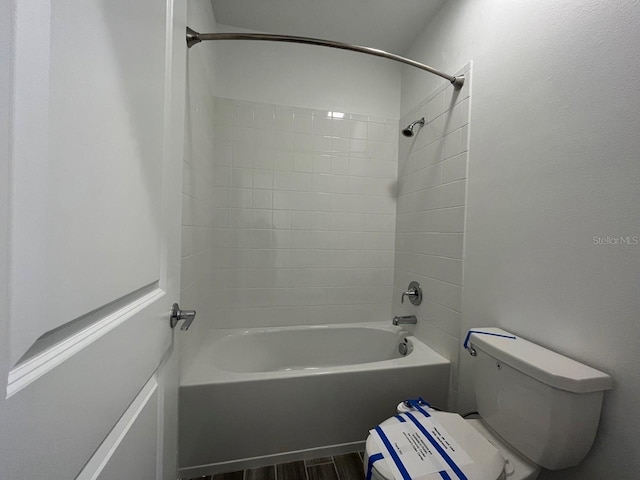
[364,328,613,480]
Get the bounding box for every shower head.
[402,117,425,137]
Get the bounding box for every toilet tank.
[467,328,613,471]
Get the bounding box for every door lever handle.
[170,303,196,331]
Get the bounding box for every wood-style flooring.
[184,452,365,480]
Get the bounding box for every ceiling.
[210,0,447,54]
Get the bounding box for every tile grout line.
[331,459,339,480]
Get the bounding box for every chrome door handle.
[170,303,196,330]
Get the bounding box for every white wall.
[393,65,470,410]
[403,1,640,478]
[0,0,11,426]
[206,24,401,119]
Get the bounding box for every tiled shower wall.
[186,97,399,330]
[392,64,471,409]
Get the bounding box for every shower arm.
[186,28,464,89]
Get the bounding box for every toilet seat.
[365,410,506,480]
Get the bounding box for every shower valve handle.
[401,289,417,302]
[401,281,423,306]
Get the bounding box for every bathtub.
[178,322,450,477]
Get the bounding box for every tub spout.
[392,315,417,326]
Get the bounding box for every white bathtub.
[178,322,450,477]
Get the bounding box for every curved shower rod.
[186,28,464,89]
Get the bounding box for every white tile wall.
[181,86,220,370]
[185,97,399,330]
[392,64,471,410]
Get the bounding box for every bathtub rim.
[181,321,450,387]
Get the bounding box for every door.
[0,0,186,479]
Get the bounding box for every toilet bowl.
[363,328,613,480]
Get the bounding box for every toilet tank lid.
[468,328,613,393]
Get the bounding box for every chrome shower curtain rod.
[186,28,464,89]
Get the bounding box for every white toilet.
[364,328,613,480]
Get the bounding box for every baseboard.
[178,440,365,478]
